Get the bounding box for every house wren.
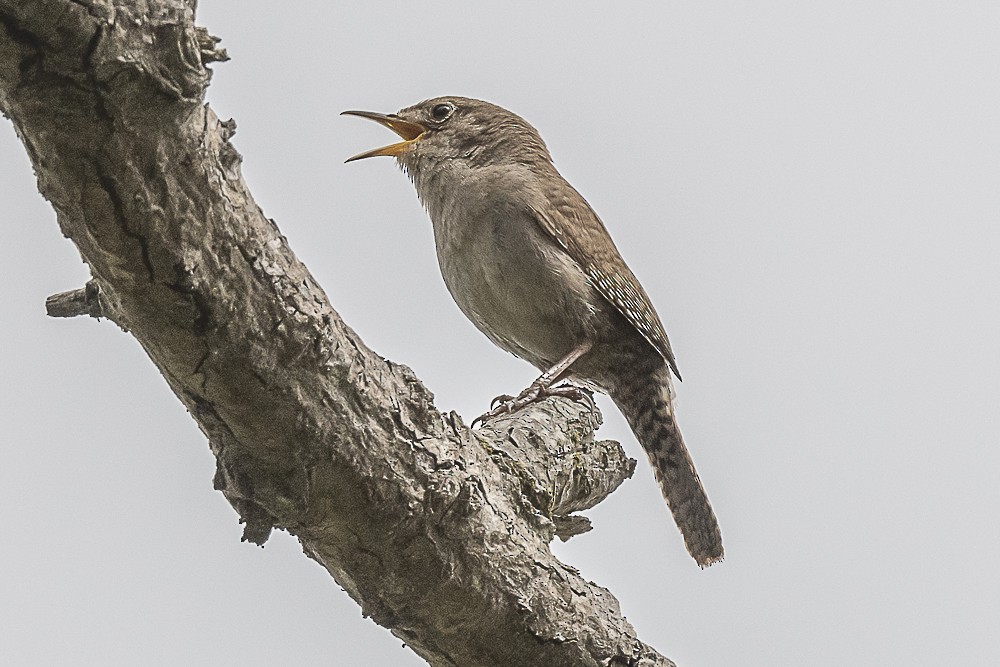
[343,97,723,566]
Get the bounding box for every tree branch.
[0,2,673,665]
[45,280,105,318]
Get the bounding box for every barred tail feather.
[611,365,724,567]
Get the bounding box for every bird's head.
[342,97,552,175]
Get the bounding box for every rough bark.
[0,2,674,665]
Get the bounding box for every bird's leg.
[473,342,594,427]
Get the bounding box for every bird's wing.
[528,181,682,379]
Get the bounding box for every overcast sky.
[2,2,998,665]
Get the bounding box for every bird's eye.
[431,103,454,121]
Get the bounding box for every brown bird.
[343,97,723,566]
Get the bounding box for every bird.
[342,97,723,567]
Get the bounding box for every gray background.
[2,2,998,665]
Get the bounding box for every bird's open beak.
[341,110,426,162]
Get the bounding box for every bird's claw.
[489,393,516,410]
[471,392,521,428]
[473,389,534,428]
[543,383,596,413]
[471,382,595,429]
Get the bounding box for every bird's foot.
[489,393,516,410]
[545,383,596,413]
[472,382,595,428]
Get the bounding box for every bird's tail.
[610,363,724,567]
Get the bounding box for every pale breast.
[426,168,598,371]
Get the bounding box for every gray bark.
[0,2,674,665]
